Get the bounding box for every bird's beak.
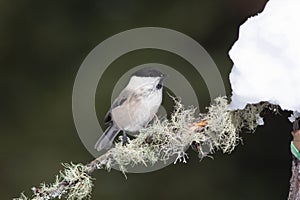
[158,74,167,85]
[161,73,168,80]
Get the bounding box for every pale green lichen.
[198,97,276,155]
[106,98,197,173]
[107,96,277,172]
[60,163,93,200]
[199,96,240,154]
[14,163,93,200]
[232,101,277,132]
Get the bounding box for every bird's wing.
[104,89,132,123]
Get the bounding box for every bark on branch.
[288,119,300,200]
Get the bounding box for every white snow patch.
[288,111,300,123]
[229,0,300,112]
[256,114,265,126]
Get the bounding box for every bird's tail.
[94,124,120,151]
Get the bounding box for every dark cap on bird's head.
[132,68,165,78]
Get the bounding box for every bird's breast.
[112,91,162,132]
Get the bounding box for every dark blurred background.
[0,0,293,199]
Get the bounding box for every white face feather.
[126,76,161,91]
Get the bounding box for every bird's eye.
[156,83,162,89]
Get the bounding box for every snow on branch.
[14,97,277,200]
[229,0,300,113]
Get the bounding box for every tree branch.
[14,97,274,200]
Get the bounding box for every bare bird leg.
[122,130,128,146]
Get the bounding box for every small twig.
[86,151,113,175]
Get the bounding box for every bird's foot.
[122,131,129,146]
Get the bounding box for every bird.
[94,68,165,151]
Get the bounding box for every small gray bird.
[95,68,165,151]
